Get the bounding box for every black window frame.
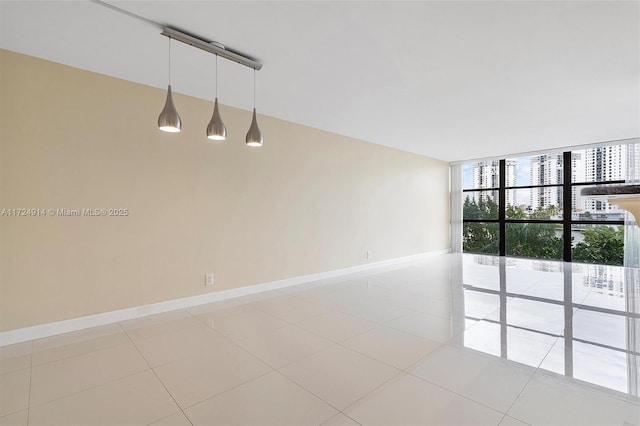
[462,151,625,262]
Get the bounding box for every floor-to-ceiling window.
[462,142,637,265]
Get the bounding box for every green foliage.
[506,205,527,219]
[464,200,563,258]
[506,205,563,260]
[573,226,624,266]
[530,205,562,220]
[463,222,499,254]
[463,196,499,254]
[463,199,625,264]
[463,196,498,220]
[505,223,563,260]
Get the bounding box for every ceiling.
[1,1,638,162]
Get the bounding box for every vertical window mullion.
[563,151,572,262]
[499,159,506,256]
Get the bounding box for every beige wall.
[0,50,450,332]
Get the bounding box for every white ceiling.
[1,1,638,162]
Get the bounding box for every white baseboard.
[0,249,449,347]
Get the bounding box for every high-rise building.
[582,145,627,212]
[530,153,582,212]
[627,143,640,182]
[472,161,499,190]
[472,160,516,206]
[504,160,516,207]
[571,152,584,212]
[584,145,624,182]
[530,154,562,210]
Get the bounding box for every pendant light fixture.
[206,54,227,140]
[245,69,263,147]
[153,27,263,142]
[158,37,182,133]
[90,0,267,147]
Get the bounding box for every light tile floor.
[0,253,639,425]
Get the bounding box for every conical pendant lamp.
[246,69,263,147]
[158,85,181,132]
[158,37,181,133]
[207,55,226,140]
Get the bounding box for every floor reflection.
[455,253,640,397]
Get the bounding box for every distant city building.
[468,144,639,216]
[530,153,582,212]
[530,154,562,210]
[472,160,516,206]
[472,161,499,190]
[505,160,516,192]
[581,145,629,212]
[627,143,640,181]
[571,152,584,213]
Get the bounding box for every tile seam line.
[178,306,310,409]
[500,334,560,421]
[29,337,132,369]
[118,323,193,426]
[335,327,444,371]
[177,369,278,413]
[24,363,151,411]
[402,369,511,418]
[284,366,406,421]
[271,369,345,419]
[181,305,317,373]
[533,368,640,407]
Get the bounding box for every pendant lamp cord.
[168,36,171,85]
[253,69,256,108]
[215,55,218,98]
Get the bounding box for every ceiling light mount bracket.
[160,27,262,71]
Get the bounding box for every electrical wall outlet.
[366,250,372,259]
[205,273,215,286]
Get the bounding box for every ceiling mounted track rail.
[90,1,262,71]
[160,27,263,71]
